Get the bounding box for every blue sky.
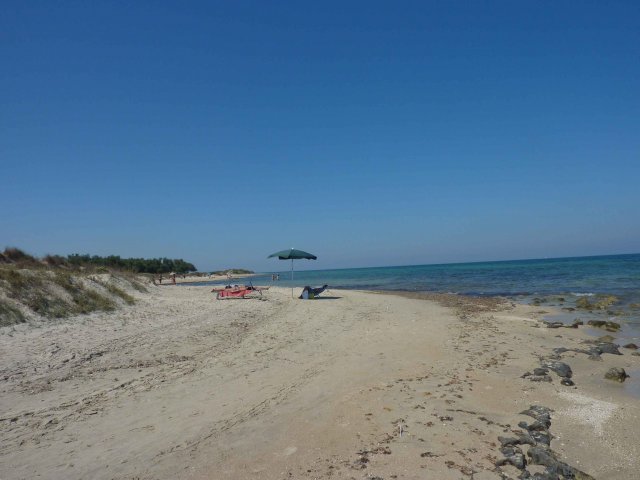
[2,1,639,272]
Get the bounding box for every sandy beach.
[158,273,258,285]
[1,284,639,479]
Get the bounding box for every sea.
[191,253,640,334]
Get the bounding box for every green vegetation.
[0,300,25,327]
[1,247,197,274]
[0,266,147,327]
[66,254,196,274]
[97,280,135,305]
[0,247,38,265]
[0,246,192,327]
[0,267,124,321]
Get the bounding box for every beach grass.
[0,299,25,327]
[0,265,142,325]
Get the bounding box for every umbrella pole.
[291,259,294,298]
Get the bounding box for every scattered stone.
[496,451,526,470]
[623,343,638,350]
[596,342,622,355]
[541,361,572,379]
[528,375,552,383]
[529,430,551,446]
[498,436,521,447]
[572,319,583,326]
[604,367,629,382]
[533,368,549,376]
[632,352,640,357]
[495,406,594,479]
[587,319,621,331]
[577,295,618,311]
[520,405,552,421]
[560,378,575,386]
[527,446,595,479]
[542,321,564,329]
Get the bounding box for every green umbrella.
[268,248,317,297]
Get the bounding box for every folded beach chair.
[299,285,328,299]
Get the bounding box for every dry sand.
[1,285,639,479]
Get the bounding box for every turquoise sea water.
[191,253,640,330]
[263,253,640,299]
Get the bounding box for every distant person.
[159,274,163,284]
[171,273,176,285]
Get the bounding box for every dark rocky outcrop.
[605,367,629,382]
[496,445,526,470]
[494,405,595,479]
[527,446,596,479]
[542,319,583,329]
[576,295,618,311]
[541,361,572,379]
[595,342,622,355]
[587,319,621,331]
[542,321,564,329]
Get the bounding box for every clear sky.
[2,1,639,272]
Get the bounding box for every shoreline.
[1,285,639,479]
[156,272,259,285]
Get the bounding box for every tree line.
[66,254,197,274]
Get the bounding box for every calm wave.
[190,253,640,328]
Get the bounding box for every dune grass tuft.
[98,281,135,305]
[0,267,131,324]
[0,300,25,327]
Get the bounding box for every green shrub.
[0,268,43,295]
[103,283,135,305]
[0,300,25,326]
[2,247,37,264]
[43,254,68,267]
[74,289,116,313]
[1,264,140,321]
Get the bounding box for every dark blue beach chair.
[299,285,329,299]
